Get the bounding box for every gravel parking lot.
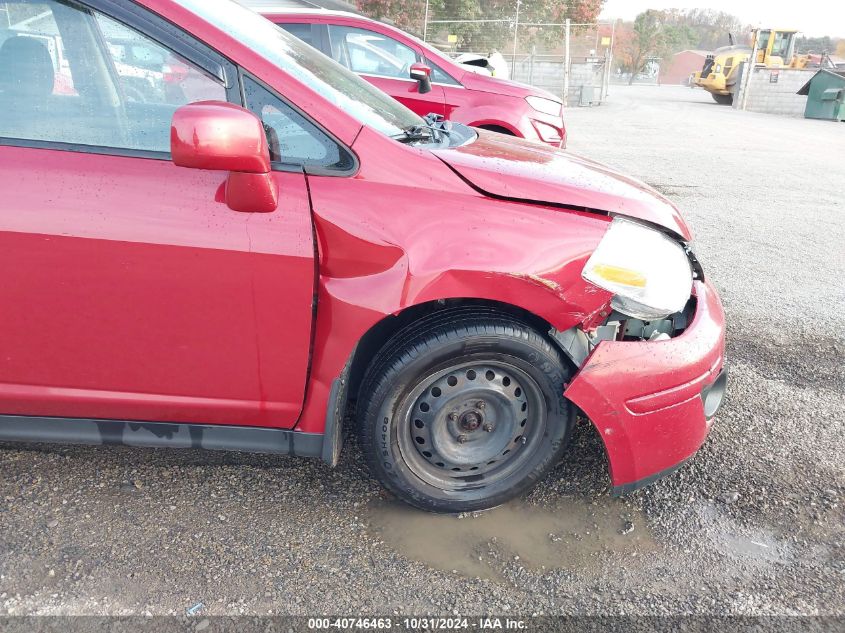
[1,85,843,618]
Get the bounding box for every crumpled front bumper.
[564,280,726,493]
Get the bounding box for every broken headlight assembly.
[582,217,693,320]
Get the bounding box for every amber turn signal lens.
[589,264,647,288]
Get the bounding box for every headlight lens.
[582,218,693,320]
[526,95,562,117]
[532,120,563,143]
[714,63,722,73]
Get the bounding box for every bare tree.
[617,10,696,84]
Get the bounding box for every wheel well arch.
[345,297,566,407]
[474,123,518,136]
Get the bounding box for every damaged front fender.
[294,129,617,434]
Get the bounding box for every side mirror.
[171,101,278,213]
[410,63,433,94]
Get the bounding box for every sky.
[599,1,845,38]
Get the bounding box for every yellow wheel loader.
[694,29,809,104]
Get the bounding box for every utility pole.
[563,18,571,105]
[606,20,615,98]
[529,45,536,85]
[739,29,760,110]
[511,0,521,78]
[423,0,430,42]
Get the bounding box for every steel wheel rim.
[397,360,546,492]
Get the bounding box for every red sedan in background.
[0,0,724,513]
[259,8,568,147]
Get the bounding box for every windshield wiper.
[392,114,454,145]
[392,125,436,144]
[423,113,453,138]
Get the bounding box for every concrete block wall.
[511,60,566,95]
[734,64,812,117]
[509,59,604,105]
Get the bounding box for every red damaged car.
[258,8,567,148]
[0,0,726,513]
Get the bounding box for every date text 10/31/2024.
[307,618,528,630]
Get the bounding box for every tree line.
[354,1,844,73]
[615,9,844,82]
[354,0,604,51]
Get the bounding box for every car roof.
[250,7,370,20]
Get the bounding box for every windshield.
[177,0,425,138]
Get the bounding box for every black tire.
[359,309,574,513]
[711,92,733,105]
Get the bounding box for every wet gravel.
[1,85,843,617]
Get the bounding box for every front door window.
[328,25,418,80]
[0,0,225,153]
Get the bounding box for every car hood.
[432,132,692,241]
[459,70,559,101]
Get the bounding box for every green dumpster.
[797,70,845,121]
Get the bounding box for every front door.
[0,0,315,428]
[325,23,447,117]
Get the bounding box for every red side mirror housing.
[171,101,278,213]
[410,63,433,95]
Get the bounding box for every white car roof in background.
[237,1,362,16]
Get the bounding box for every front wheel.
[711,92,733,105]
[359,312,574,513]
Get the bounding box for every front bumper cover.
[564,280,726,492]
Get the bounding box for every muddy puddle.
[697,502,791,565]
[365,498,657,580]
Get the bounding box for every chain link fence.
[420,3,616,106]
